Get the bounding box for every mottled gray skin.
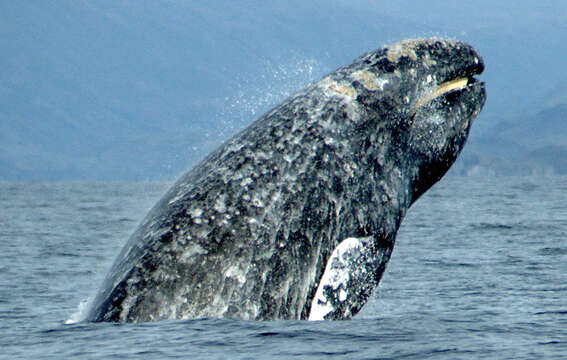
[87,38,486,322]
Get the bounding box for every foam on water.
[65,298,91,325]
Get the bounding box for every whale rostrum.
[87,38,486,322]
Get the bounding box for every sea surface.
[1,176,566,359]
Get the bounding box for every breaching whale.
[87,38,486,322]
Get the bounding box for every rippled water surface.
[1,176,566,359]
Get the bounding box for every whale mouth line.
[411,76,480,117]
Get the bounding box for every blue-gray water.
[1,176,566,359]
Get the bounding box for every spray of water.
[217,56,327,140]
[64,298,92,325]
[175,56,328,173]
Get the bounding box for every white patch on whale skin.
[214,196,227,213]
[225,265,247,284]
[181,243,207,260]
[308,237,364,321]
[320,77,357,99]
[189,208,203,218]
[386,41,418,63]
[351,70,389,91]
[321,78,363,126]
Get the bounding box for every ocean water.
[1,176,566,359]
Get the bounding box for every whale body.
[87,38,486,322]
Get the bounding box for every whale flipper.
[309,235,393,320]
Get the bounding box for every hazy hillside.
[1,1,567,180]
[454,91,567,175]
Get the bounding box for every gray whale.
[87,38,486,322]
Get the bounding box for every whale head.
[345,38,486,203]
[403,40,485,201]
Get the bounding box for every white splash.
[65,298,91,324]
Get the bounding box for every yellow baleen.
[412,77,469,116]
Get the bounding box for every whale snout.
[401,39,485,116]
